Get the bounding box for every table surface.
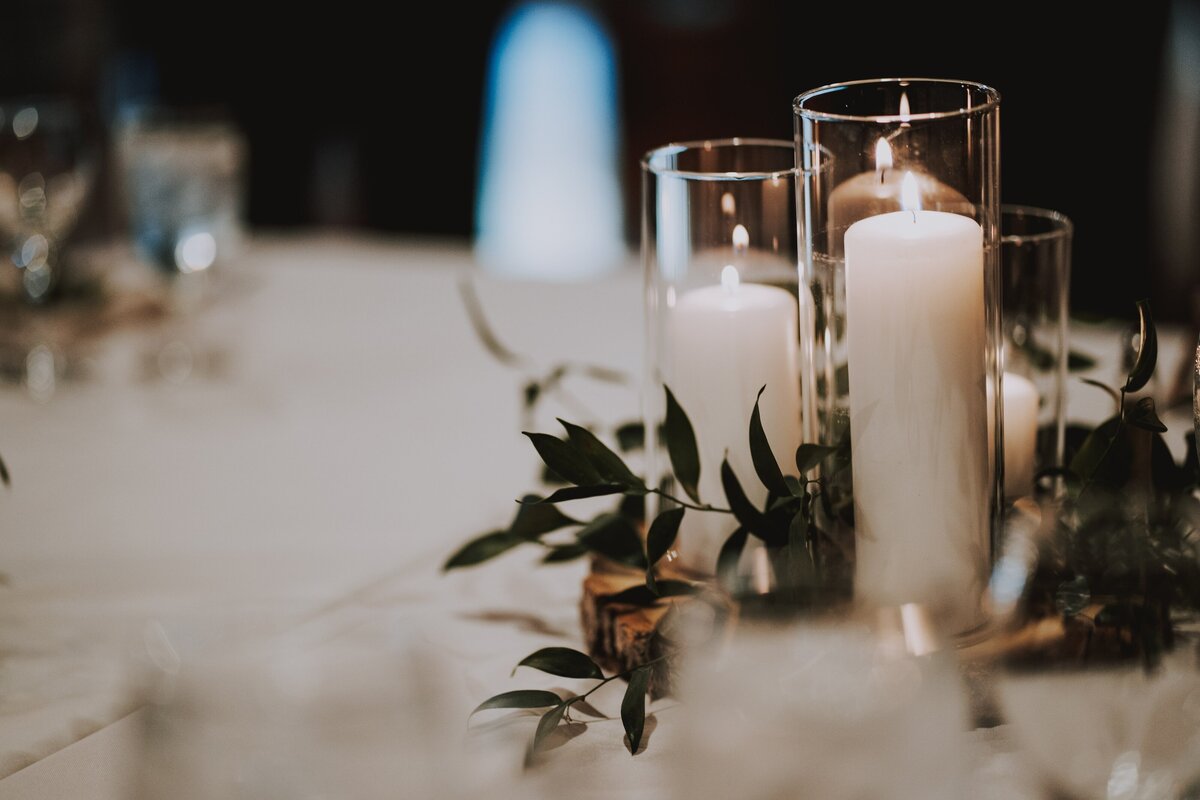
[0,234,1191,798]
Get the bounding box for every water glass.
[118,110,245,274]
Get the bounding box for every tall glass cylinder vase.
[794,79,1003,636]
[642,139,801,577]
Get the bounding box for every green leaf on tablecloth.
[522,485,626,504]
[523,432,602,487]
[663,386,701,504]
[558,419,645,492]
[509,499,580,540]
[716,527,749,588]
[1068,350,1097,372]
[1123,299,1157,393]
[515,647,603,679]
[606,580,697,607]
[470,690,562,717]
[576,513,646,568]
[796,443,839,474]
[443,531,522,570]
[749,386,790,496]
[721,458,767,539]
[541,543,589,563]
[527,701,570,760]
[621,666,651,755]
[1127,396,1168,433]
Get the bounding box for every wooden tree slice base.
[579,557,732,698]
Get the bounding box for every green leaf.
[1123,299,1157,393]
[607,580,698,606]
[721,458,767,537]
[716,527,749,587]
[796,443,839,474]
[1069,416,1131,492]
[529,702,569,757]
[1127,396,1167,433]
[645,507,684,568]
[783,475,805,498]
[515,647,604,679]
[523,382,541,410]
[576,513,646,568]
[1068,350,1097,372]
[663,386,701,504]
[522,485,626,504]
[509,500,579,540]
[444,531,522,570]
[618,492,646,524]
[786,508,814,586]
[644,506,684,593]
[615,422,645,452]
[470,690,562,718]
[559,419,646,491]
[749,386,789,496]
[1150,433,1189,493]
[621,667,651,754]
[541,543,589,563]
[523,432,602,486]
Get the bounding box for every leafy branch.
[468,646,664,762]
[446,383,853,606]
[1024,300,1200,669]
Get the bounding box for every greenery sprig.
[448,383,854,759]
[469,646,662,763]
[1023,300,1200,668]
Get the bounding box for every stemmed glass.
[0,98,95,303]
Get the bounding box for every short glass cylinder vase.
[642,139,802,577]
[794,79,1003,636]
[1000,205,1073,500]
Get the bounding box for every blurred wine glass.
[0,98,95,303]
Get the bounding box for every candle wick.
[879,168,886,185]
[910,210,917,224]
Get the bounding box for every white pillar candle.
[844,173,989,634]
[828,139,969,253]
[1002,372,1039,497]
[668,266,801,573]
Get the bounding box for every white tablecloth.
[0,235,643,784]
[0,234,1193,798]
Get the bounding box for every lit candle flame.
[732,224,749,254]
[900,171,921,213]
[899,91,911,120]
[721,264,740,294]
[721,192,736,216]
[875,138,893,173]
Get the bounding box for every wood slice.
[580,557,731,698]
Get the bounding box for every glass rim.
[641,137,798,181]
[1001,204,1074,245]
[793,78,1001,123]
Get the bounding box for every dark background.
[0,0,1187,319]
